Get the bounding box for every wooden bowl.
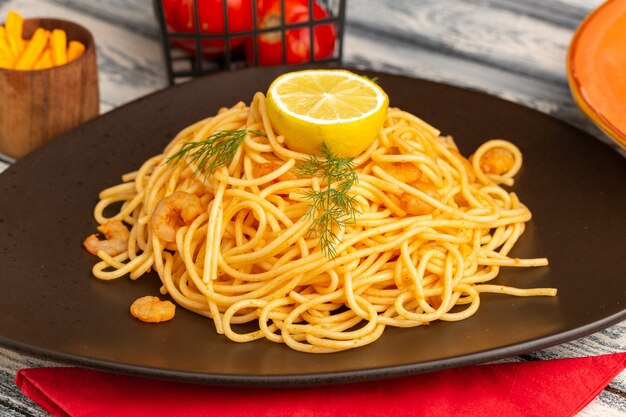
[0,18,99,159]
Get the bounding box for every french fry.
[5,10,24,57]
[50,29,67,66]
[15,28,49,70]
[66,40,85,62]
[0,27,16,69]
[33,47,52,70]
[0,54,13,69]
[0,26,15,61]
[2,11,87,71]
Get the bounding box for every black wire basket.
[154,0,346,84]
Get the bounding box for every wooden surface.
[0,0,624,415]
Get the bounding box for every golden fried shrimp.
[479,147,515,175]
[428,295,443,309]
[83,220,130,256]
[378,161,422,184]
[130,296,176,323]
[400,181,439,215]
[447,147,476,183]
[254,161,299,183]
[151,191,203,242]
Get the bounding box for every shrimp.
[479,147,515,175]
[428,294,443,309]
[151,191,203,242]
[377,161,422,184]
[130,296,176,323]
[83,220,130,256]
[254,161,298,183]
[447,147,476,183]
[400,182,439,216]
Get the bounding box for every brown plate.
[0,67,625,386]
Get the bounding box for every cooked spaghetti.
[84,92,555,353]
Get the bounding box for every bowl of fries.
[0,11,99,159]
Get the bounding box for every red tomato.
[246,0,337,65]
[162,0,254,59]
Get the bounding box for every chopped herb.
[167,129,266,176]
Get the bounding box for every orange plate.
[568,0,626,149]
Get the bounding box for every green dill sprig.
[296,143,359,259]
[167,129,266,176]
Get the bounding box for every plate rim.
[2,308,625,386]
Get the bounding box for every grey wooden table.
[0,0,624,415]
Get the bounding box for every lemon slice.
[266,69,389,157]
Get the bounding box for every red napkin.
[16,353,626,417]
